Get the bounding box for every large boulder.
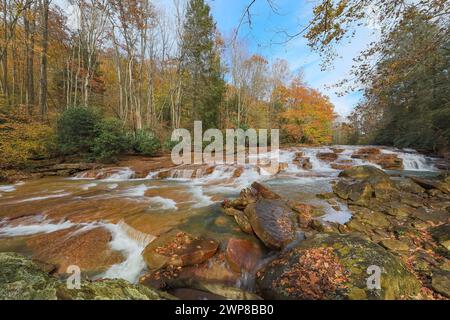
[338,165,389,182]
[256,233,420,300]
[142,230,219,271]
[431,270,450,298]
[244,199,297,250]
[334,166,398,208]
[0,252,174,300]
[429,223,450,250]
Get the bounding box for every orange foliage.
[277,79,335,144]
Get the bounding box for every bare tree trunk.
[24,5,35,114]
[39,0,49,119]
[2,0,9,102]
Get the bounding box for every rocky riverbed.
[0,146,448,300]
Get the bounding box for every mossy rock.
[0,252,175,300]
[256,233,420,300]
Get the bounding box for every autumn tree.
[277,78,335,144]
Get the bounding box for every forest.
[0,0,448,172]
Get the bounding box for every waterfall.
[99,220,155,283]
[397,151,437,171]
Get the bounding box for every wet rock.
[142,230,219,271]
[289,202,316,228]
[379,239,410,252]
[0,252,174,300]
[330,162,353,170]
[395,178,425,194]
[349,207,391,228]
[429,223,450,250]
[374,154,403,170]
[334,166,399,208]
[78,167,133,179]
[34,163,98,178]
[431,270,450,298]
[223,207,243,217]
[156,170,171,179]
[331,148,344,154]
[226,238,263,272]
[317,152,338,162]
[411,177,449,194]
[256,233,420,300]
[353,147,381,156]
[26,227,124,275]
[351,149,403,170]
[385,203,418,218]
[258,163,287,175]
[339,165,390,182]
[233,166,244,178]
[141,253,240,290]
[293,153,312,170]
[334,180,374,207]
[250,182,281,200]
[234,212,254,234]
[244,199,297,250]
[409,208,448,224]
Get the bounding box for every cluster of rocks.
[220,178,430,300]
[326,166,450,298]
[351,147,403,170]
[293,152,312,170]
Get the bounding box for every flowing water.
[0,145,441,283]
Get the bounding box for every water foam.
[148,196,178,210]
[0,219,75,236]
[99,221,155,283]
[0,185,16,193]
[13,192,71,203]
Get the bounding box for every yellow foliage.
[0,107,55,169]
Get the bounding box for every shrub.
[162,138,179,152]
[92,118,130,163]
[132,129,161,156]
[0,109,55,169]
[57,106,101,155]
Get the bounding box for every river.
[0,145,440,285]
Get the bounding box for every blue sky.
[207,0,379,118]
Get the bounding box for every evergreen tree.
[180,0,225,129]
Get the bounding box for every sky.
[207,0,380,118]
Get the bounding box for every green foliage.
[349,12,450,154]
[180,0,225,129]
[56,107,101,155]
[162,138,178,152]
[132,129,161,156]
[92,118,130,163]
